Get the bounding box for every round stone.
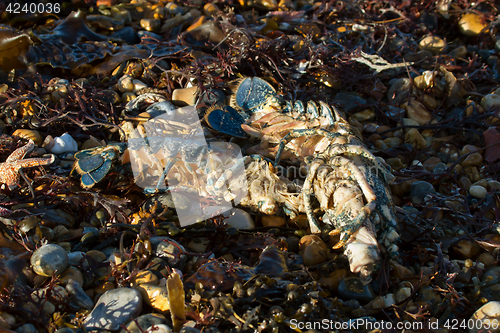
[458,13,487,37]
[225,208,255,230]
[410,181,436,204]
[470,185,487,199]
[299,235,329,266]
[481,94,500,110]
[120,313,167,333]
[84,288,142,331]
[30,244,69,277]
[419,36,446,55]
[261,216,285,228]
[470,301,500,333]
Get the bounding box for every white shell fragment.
[43,133,78,154]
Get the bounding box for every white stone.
[224,208,255,229]
[44,133,78,154]
[469,185,487,199]
[470,301,500,333]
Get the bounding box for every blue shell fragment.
[234,77,276,111]
[205,105,247,138]
[76,154,105,173]
[80,159,114,188]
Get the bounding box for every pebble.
[12,129,43,146]
[30,244,69,277]
[334,93,367,112]
[59,266,84,286]
[385,157,405,170]
[449,45,468,58]
[118,75,134,93]
[84,288,142,331]
[353,109,375,122]
[155,238,187,268]
[224,208,255,229]
[188,237,210,253]
[261,215,285,227]
[320,268,348,292]
[405,128,427,149]
[462,153,483,167]
[66,279,94,310]
[470,185,487,199]
[478,252,496,267]
[137,284,170,312]
[481,94,500,110]
[43,133,78,154]
[120,313,167,333]
[132,270,159,287]
[452,239,481,259]
[140,19,160,32]
[404,100,432,125]
[0,312,16,329]
[419,36,446,54]
[172,87,198,106]
[15,324,37,333]
[299,235,329,266]
[458,13,487,37]
[338,277,374,303]
[146,324,172,333]
[470,301,500,333]
[423,157,442,171]
[410,181,436,204]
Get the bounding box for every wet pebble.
[155,238,187,268]
[419,36,445,54]
[172,87,198,106]
[30,244,69,277]
[470,185,487,199]
[66,279,94,310]
[15,323,37,333]
[146,324,172,333]
[12,129,43,146]
[59,266,84,286]
[462,153,483,167]
[43,133,78,154]
[120,313,167,333]
[225,208,255,229]
[261,216,285,228]
[338,277,374,303]
[84,288,142,331]
[470,301,500,333]
[452,239,481,259]
[410,181,436,204]
[459,13,487,37]
[137,284,170,312]
[299,235,328,266]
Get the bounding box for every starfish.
[0,139,55,216]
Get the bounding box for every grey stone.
[66,279,94,310]
[154,237,187,268]
[334,93,368,113]
[84,288,142,331]
[15,324,37,333]
[410,181,436,204]
[30,244,69,277]
[120,313,167,333]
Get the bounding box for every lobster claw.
[204,104,247,138]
